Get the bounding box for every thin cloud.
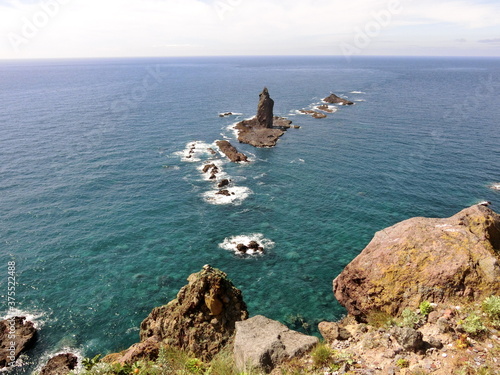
[478,38,500,43]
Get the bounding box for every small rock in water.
[236,244,248,252]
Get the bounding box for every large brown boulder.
[333,205,500,319]
[0,316,37,368]
[215,140,248,163]
[39,353,78,375]
[257,87,274,128]
[139,265,248,360]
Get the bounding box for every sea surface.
[1,56,499,373]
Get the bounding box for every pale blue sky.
[1,0,499,59]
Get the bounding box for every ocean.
[1,56,499,373]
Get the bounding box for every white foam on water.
[1,309,47,330]
[314,105,338,113]
[202,186,252,205]
[219,233,275,255]
[355,99,366,102]
[350,91,366,94]
[197,159,229,181]
[176,141,216,163]
[489,183,500,191]
[32,347,85,375]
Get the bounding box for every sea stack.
[257,87,274,128]
[233,88,296,148]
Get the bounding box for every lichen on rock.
[139,265,248,361]
[333,205,500,320]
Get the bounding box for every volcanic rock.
[215,140,249,163]
[324,93,354,105]
[139,266,248,361]
[203,164,217,173]
[236,244,248,252]
[318,321,351,342]
[234,88,296,148]
[257,87,274,128]
[0,317,37,368]
[234,315,318,373]
[39,353,78,375]
[333,205,500,319]
[317,104,335,113]
[216,189,232,196]
[218,179,230,188]
[299,109,327,119]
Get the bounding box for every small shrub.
[366,310,396,328]
[460,312,486,335]
[185,358,205,374]
[310,343,332,368]
[81,355,101,371]
[419,301,433,317]
[401,308,421,328]
[482,295,500,327]
[396,358,410,368]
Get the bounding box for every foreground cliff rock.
[334,205,500,319]
[0,317,37,368]
[234,315,318,373]
[234,88,296,147]
[105,265,248,363]
[39,353,78,375]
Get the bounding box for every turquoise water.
[1,56,499,372]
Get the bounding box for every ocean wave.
[32,347,85,375]
[202,186,252,205]
[175,141,217,163]
[489,183,500,191]
[197,160,229,181]
[1,308,47,330]
[219,233,275,255]
[350,91,366,94]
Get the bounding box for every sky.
[0,0,500,59]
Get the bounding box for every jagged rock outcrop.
[257,87,274,128]
[234,88,296,148]
[0,317,37,368]
[318,321,351,341]
[215,140,248,163]
[138,265,248,361]
[323,93,354,105]
[39,353,78,375]
[333,205,500,320]
[234,315,318,373]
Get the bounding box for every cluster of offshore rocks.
[232,87,300,148]
[8,204,499,374]
[298,93,354,119]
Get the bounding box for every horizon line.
[1,54,500,62]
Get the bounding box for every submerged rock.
[39,353,78,375]
[215,140,249,163]
[299,109,327,119]
[333,205,500,319]
[234,315,318,373]
[0,316,37,368]
[323,93,354,105]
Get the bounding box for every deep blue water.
[1,56,499,372]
